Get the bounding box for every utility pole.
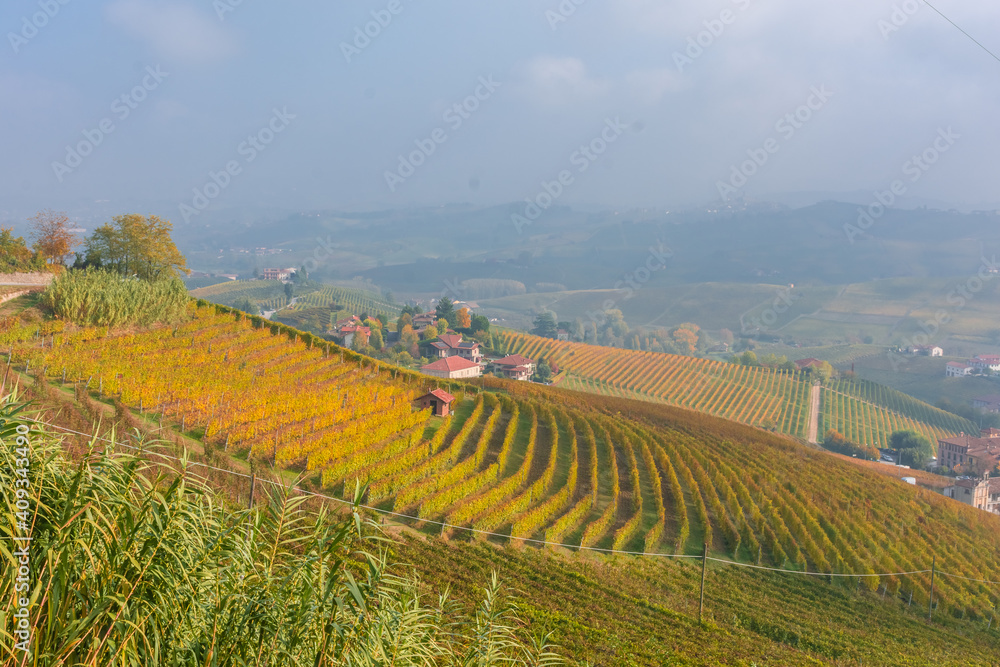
[699,543,708,624]
[928,555,936,622]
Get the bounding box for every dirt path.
[807,383,821,444]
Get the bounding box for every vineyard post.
[246,474,257,542]
[699,542,708,624]
[928,555,936,621]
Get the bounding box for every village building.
[937,430,1000,471]
[945,361,974,377]
[971,395,1000,413]
[420,356,482,380]
[414,389,456,417]
[490,354,535,381]
[794,358,824,371]
[430,334,483,363]
[944,474,1000,514]
[412,313,438,330]
[261,268,294,281]
[971,355,1000,373]
[908,344,943,356]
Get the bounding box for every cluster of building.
[943,474,1000,514]
[936,429,1000,514]
[418,333,538,381]
[945,354,1000,377]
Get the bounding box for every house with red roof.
[946,361,974,377]
[490,354,535,381]
[414,389,456,417]
[794,358,824,371]
[971,355,1000,372]
[430,334,482,363]
[420,356,482,379]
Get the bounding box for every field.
[493,330,976,448]
[7,303,1000,634]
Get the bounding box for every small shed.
[415,389,456,417]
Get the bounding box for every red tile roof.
[794,358,823,368]
[494,354,533,367]
[421,357,481,372]
[437,334,463,348]
[424,389,455,403]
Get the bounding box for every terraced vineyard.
[493,330,974,447]
[292,285,400,319]
[819,378,976,448]
[11,305,1000,621]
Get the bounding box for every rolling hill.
[9,298,1000,663]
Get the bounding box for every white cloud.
[518,56,610,107]
[105,0,238,65]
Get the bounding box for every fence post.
[246,474,257,542]
[699,543,708,624]
[928,555,936,622]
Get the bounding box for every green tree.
[471,314,490,333]
[284,283,294,300]
[422,324,439,341]
[369,327,384,350]
[740,350,758,366]
[435,297,456,326]
[531,312,559,339]
[890,430,935,468]
[83,214,189,280]
[396,312,412,332]
[533,358,552,383]
[232,297,260,315]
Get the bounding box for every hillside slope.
[11,302,1000,664]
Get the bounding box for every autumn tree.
[396,312,412,332]
[457,307,472,329]
[422,324,439,341]
[28,210,79,267]
[83,214,189,280]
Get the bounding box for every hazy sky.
[2,0,999,220]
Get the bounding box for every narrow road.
[807,383,821,444]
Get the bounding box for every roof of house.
[419,388,456,403]
[493,354,534,367]
[421,357,481,373]
[973,355,1000,362]
[947,361,973,368]
[794,358,823,368]
[973,394,1000,404]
